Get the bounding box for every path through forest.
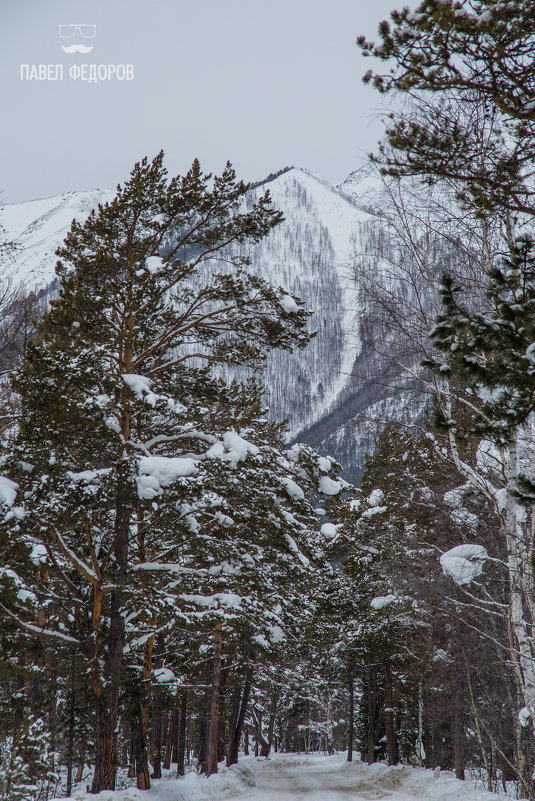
[59,753,504,801]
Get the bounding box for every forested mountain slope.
[1,167,425,481]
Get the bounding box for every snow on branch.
[440,544,489,585]
[0,602,80,644]
[50,526,100,585]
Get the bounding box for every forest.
[2,1,535,799]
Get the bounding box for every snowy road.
[225,756,490,801]
[228,755,395,800]
[58,753,501,801]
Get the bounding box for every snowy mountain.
[1,167,426,482]
[2,189,115,287]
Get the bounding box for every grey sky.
[0,0,400,204]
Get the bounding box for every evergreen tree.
[357,0,535,218]
[0,152,317,792]
[425,236,535,453]
[333,424,509,774]
[357,5,535,790]
[422,238,535,793]
[0,715,57,801]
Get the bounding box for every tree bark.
[92,694,118,792]
[136,634,154,789]
[227,679,251,766]
[91,503,128,793]
[367,664,377,765]
[151,632,166,779]
[262,692,278,758]
[177,692,186,777]
[163,704,177,770]
[134,716,151,790]
[453,684,465,780]
[198,707,207,774]
[416,680,425,767]
[226,686,240,765]
[206,621,223,776]
[218,662,231,763]
[252,706,269,756]
[347,674,354,762]
[66,651,76,797]
[384,664,397,766]
[151,690,163,779]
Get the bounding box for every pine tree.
[0,715,57,801]
[0,152,317,792]
[426,236,535,453]
[357,0,535,218]
[357,6,535,790]
[421,238,535,794]
[331,424,508,773]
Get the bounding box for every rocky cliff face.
[1,167,427,483]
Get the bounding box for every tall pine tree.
[0,152,317,792]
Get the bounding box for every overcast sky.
[0,0,400,204]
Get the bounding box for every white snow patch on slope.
[265,168,368,420]
[2,190,114,286]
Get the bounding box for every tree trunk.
[136,634,154,789]
[92,694,118,792]
[367,664,377,765]
[151,692,163,779]
[75,762,84,784]
[416,680,425,767]
[453,683,465,780]
[347,674,354,763]
[66,652,76,797]
[177,692,186,777]
[134,716,151,790]
[91,505,128,793]
[206,622,223,776]
[226,686,240,764]
[198,709,207,774]
[163,704,177,770]
[261,692,278,757]
[384,664,397,766]
[47,647,58,774]
[252,706,268,756]
[218,662,231,763]
[227,678,251,766]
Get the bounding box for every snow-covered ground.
[54,754,505,801]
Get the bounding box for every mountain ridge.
[0,166,419,482]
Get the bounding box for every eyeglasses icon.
[58,24,96,39]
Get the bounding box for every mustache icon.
[61,43,94,54]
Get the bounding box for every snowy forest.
[3,1,535,799]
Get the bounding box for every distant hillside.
[1,167,428,482]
